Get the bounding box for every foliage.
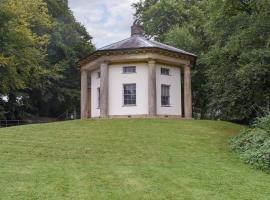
[0,0,94,119]
[204,0,270,121]
[38,0,95,117]
[0,0,54,119]
[133,0,270,122]
[231,116,270,172]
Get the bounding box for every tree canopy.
[0,0,95,120]
[133,0,270,122]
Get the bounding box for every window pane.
[123,66,136,73]
[161,68,170,75]
[161,85,170,106]
[123,84,136,105]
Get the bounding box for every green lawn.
[0,119,269,200]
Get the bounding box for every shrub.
[231,116,270,172]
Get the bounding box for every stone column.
[148,60,157,116]
[87,74,92,118]
[184,65,192,119]
[81,69,89,119]
[88,87,91,118]
[100,62,109,117]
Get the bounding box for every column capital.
[101,61,110,65]
[183,65,191,73]
[148,60,156,65]
[183,63,191,69]
[81,68,88,73]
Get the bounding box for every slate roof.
[98,35,196,57]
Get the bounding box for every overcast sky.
[68,0,139,49]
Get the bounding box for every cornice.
[79,48,196,67]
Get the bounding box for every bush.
[231,116,270,172]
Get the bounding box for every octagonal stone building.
[79,23,196,119]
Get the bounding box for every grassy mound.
[0,119,269,199]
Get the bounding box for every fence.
[0,111,79,128]
[0,120,24,128]
[0,119,57,128]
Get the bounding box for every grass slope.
[0,119,269,200]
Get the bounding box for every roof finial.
[131,20,144,37]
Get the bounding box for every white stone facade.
[156,64,182,116]
[91,69,101,118]
[90,63,182,118]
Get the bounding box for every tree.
[0,0,53,119]
[204,0,270,120]
[41,0,95,117]
[0,0,95,120]
[133,0,270,122]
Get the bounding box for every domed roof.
[98,35,195,57]
[79,22,196,66]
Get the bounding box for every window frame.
[161,67,170,76]
[123,66,136,74]
[123,83,136,106]
[97,71,101,79]
[161,84,171,107]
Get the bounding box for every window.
[161,68,170,76]
[97,87,100,108]
[161,84,170,106]
[123,84,136,106]
[97,71,101,78]
[123,66,136,73]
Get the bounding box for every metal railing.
[0,120,24,128]
[0,119,59,128]
[0,111,79,128]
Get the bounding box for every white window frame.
[123,66,136,74]
[123,83,136,106]
[161,84,171,106]
[161,67,170,76]
[97,71,101,79]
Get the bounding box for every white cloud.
[68,0,139,48]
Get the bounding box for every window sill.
[122,72,137,74]
[122,104,137,107]
[161,105,172,107]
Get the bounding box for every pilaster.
[100,62,109,117]
[148,60,157,116]
[184,65,192,119]
[81,70,89,119]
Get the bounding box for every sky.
[68,0,139,49]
